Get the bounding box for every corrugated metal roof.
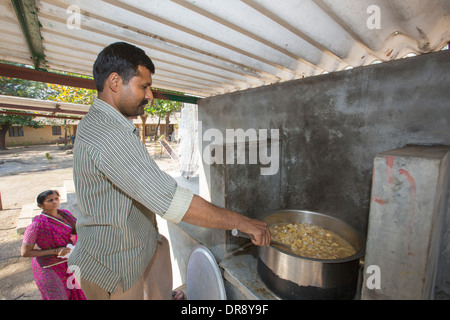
[1,0,449,98]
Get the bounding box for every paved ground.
[0,142,181,300]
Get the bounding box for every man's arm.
[181,195,271,247]
[95,128,270,245]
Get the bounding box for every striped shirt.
[68,98,193,293]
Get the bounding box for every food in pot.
[269,222,356,259]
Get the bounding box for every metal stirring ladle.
[231,228,291,250]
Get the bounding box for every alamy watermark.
[197,122,280,176]
[65,4,383,32]
[65,4,383,34]
[66,5,81,30]
[367,5,381,30]
[62,3,382,174]
[66,265,82,290]
[365,264,381,290]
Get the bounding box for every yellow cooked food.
[270,222,356,259]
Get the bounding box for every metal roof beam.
[151,90,200,105]
[0,110,82,120]
[0,62,96,89]
[11,0,46,70]
[0,63,201,104]
[0,103,88,116]
[0,94,90,113]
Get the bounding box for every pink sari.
[22,209,86,300]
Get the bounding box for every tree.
[0,112,44,150]
[144,98,181,142]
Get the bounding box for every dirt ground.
[0,142,180,300]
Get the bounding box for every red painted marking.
[386,156,395,184]
[372,196,385,205]
[399,169,416,193]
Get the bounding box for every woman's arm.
[21,244,71,258]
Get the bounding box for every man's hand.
[236,217,271,247]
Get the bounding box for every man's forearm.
[181,195,240,230]
[181,195,271,246]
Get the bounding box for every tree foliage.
[0,76,56,99]
[46,83,96,105]
[144,96,182,140]
[0,113,43,129]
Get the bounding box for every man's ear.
[107,72,122,92]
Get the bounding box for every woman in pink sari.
[21,190,86,300]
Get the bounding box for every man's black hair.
[93,42,155,92]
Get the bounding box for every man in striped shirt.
[69,42,270,300]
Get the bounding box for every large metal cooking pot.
[257,210,364,300]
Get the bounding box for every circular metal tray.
[186,245,226,300]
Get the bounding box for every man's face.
[117,65,154,117]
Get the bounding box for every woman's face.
[40,193,60,212]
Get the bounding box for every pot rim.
[262,209,365,263]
